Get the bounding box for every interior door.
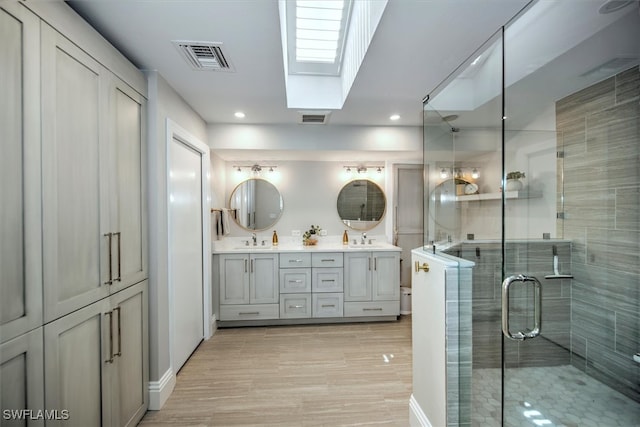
[169,137,204,372]
[394,164,424,288]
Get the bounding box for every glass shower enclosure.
[423,1,639,425]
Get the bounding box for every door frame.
[165,118,211,372]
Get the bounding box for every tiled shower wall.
[556,66,639,401]
[445,241,572,370]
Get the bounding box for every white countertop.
[212,235,401,254]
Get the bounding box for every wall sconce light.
[438,166,480,180]
[344,165,384,175]
[232,164,277,175]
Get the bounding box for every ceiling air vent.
[298,111,331,124]
[173,41,235,72]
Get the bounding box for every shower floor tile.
[472,365,640,426]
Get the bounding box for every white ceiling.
[67,0,531,128]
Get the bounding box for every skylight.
[286,0,352,75]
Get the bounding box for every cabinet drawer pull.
[289,305,304,309]
[321,304,336,308]
[114,232,122,282]
[239,311,260,316]
[289,259,303,263]
[104,233,113,285]
[114,306,122,357]
[363,308,383,311]
[321,259,335,262]
[105,311,114,364]
[289,280,303,284]
[321,279,335,282]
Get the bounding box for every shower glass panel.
[502,1,640,425]
[423,1,640,426]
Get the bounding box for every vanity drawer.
[312,268,343,292]
[344,301,399,317]
[219,304,279,321]
[280,294,312,319]
[312,293,343,318]
[280,253,311,268]
[280,268,312,293]
[311,253,343,268]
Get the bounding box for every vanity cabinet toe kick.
[214,249,401,326]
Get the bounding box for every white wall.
[207,123,423,244]
[218,160,390,242]
[146,71,207,402]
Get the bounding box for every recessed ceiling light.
[234,111,245,119]
[390,114,400,121]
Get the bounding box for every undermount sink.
[233,245,273,250]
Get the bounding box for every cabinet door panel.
[344,252,371,301]
[44,299,111,427]
[110,78,147,292]
[111,281,148,427]
[0,3,42,343]
[220,254,249,304]
[42,24,109,322]
[372,252,400,301]
[250,254,279,304]
[0,328,44,424]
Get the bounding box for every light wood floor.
[139,316,412,426]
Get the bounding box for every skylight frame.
[286,0,353,76]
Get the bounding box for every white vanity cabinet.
[279,253,312,319]
[344,251,400,317]
[219,253,279,320]
[215,245,399,325]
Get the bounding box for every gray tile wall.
[557,66,640,401]
[445,265,473,427]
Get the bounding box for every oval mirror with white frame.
[229,178,284,231]
[337,179,386,231]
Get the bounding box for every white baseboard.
[409,394,432,427]
[148,368,176,410]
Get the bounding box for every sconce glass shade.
[440,168,448,179]
[472,168,479,179]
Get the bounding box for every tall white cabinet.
[0,2,148,425]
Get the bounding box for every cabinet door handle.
[114,306,122,357]
[368,257,372,271]
[104,233,113,285]
[244,259,248,273]
[105,311,114,364]
[114,232,122,282]
[250,259,254,273]
[374,257,377,271]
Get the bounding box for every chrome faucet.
[361,232,367,245]
[251,233,257,246]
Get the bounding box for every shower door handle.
[502,274,542,341]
